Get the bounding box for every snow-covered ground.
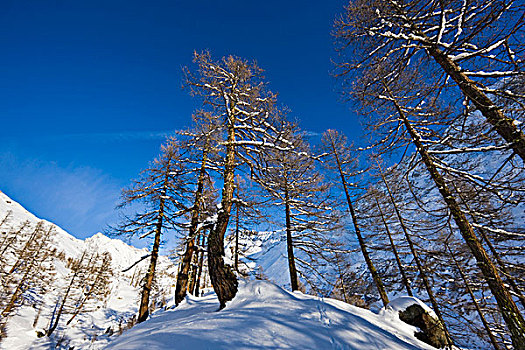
[0,191,176,350]
[107,280,434,350]
[0,191,438,349]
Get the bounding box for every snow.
[0,192,439,349]
[107,280,433,350]
[0,191,84,258]
[0,191,176,350]
[382,296,438,319]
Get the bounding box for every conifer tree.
[257,126,339,292]
[335,0,525,161]
[1,222,55,336]
[46,250,112,336]
[114,139,190,322]
[184,51,288,308]
[321,129,390,307]
[175,114,219,306]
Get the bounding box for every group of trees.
[116,51,345,319]
[332,0,525,348]
[115,1,524,349]
[46,250,112,336]
[0,214,114,341]
[0,216,56,337]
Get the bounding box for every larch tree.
[113,139,191,322]
[0,222,56,337]
[375,163,453,347]
[175,113,220,306]
[65,251,113,326]
[184,51,289,308]
[320,129,390,307]
[257,125,340,292]
[46,251,112,336]
[228,174,266,275]
[335,0,525,162]
[343,57,525,347]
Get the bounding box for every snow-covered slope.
[0,191,176,350]
[0,191,84,257]
[107,280,434,350]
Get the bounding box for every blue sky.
[0,0,360,244]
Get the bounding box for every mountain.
[0,191,176,350]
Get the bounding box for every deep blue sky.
[0,0,360,244]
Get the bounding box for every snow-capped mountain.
[0,191,176,350]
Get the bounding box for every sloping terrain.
[0,191,176,350]
[107,280,433,350]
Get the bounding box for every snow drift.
[107,280,434,350]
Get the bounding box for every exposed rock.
[399,304,447,348]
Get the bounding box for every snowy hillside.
[107,280,434,350]
[0,191,176,350]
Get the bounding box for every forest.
[1,1,524,349]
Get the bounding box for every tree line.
[0,215,113,341]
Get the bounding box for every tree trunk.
[426,45,525,163]
[188,236,201,294]
[175,146,209,305]
[234,205,240,272]
[175,237,196,305]
[7,223,41,275]
[193,235,206,297]
[47,252,87,336]
[453,185,525,311]
[0,222,28,258]
[66,260,107,325]
[446,244,502,350]
[477,226,525,311]
[335,252,349,303]
[137,198,164,323]
[284,185,299,291]
[328,137,389,306]
[208,122,238,309]
[389,93,525,349]
[375,197,413,297]
[2,227,51,320]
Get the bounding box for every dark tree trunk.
[284,185,299,291]
[208,122,238,309]
[426,46,525,163]
[175,237,196,305]
[477,226,525,311]
[379,168,453,348]
[454,187,525,311]
[175,145,209,305]
[327,137,389,306]
[193,235,206,297]
[137,198,164,323]
[234,205,240,272]
[188,235,201,294]
[388,93,525,349]
[375,197,413,297]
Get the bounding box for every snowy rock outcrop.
[384,297,447,349]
